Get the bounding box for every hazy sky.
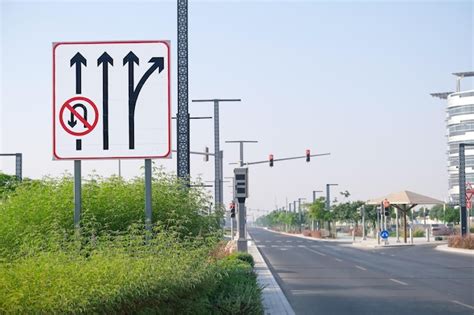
[1,0,473,214]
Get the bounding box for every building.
[432,72,474,203]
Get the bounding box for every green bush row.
[0,234,263,314]
[0,170,221,259]
[0,172,263,314]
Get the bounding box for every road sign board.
[53,41,171,160]
[380,230,389,239]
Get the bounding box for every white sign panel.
[53,41,171,160]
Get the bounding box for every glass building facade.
[447,90,474,202]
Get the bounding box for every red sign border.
[52,40,172,160]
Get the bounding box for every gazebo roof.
[367,190,443,205]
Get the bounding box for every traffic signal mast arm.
[245,152,330,166]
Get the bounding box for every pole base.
[237,239,247,252]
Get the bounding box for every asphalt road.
[249,227,474,315]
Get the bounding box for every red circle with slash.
[59,96,99,136]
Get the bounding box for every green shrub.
[210,258,263,315]
[0,171,263,314]
[413,227,425,237]
[0,171,221,259]
[226,252,255,268]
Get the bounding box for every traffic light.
[203,146,209,162]
[306,149,310,162]
[269,154,274,167]
[230,202,236,218]
[383,199,390,216]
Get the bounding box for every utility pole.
[298,197,306,232]
[225,140,258,167]
[313,190,323,203]
[192,99,241,210]
[326,184,338,236]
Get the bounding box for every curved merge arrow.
[70,52,87,94]
[124,53,164,150]
[98,52,113,150]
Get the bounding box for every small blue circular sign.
[380,230,389,239]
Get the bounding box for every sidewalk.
[435,244,474,255]
[247,237,295,315]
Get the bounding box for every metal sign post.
[145,159,152,234]
[74,160,81,229]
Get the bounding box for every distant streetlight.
[312,190,323,202]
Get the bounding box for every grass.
[0,171,263,314]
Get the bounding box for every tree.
[308,198,326,230]
[444,206,459,224]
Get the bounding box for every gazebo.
[368,190,443,243]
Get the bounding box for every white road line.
[335,258,343,262]
[276,240,282,243]
[355,265,367,271]
[303,247,327,256]
[297,245,306,248]
[257,245,266,248]
[452,300,474,310]
[286,240,292,243]
[389,278,408,286]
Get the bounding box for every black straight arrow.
[70,52,87,94]
[123,51,139,150]
[98,52,113,150]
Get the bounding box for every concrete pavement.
[248,238,295,315]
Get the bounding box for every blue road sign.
[380,230,389,239]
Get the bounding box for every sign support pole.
[74,160,81,229]
[145,159,153,234]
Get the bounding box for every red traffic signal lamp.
[306,149,310,162]
[383,199,390,216]
[230,202,236,218]
[269,154,274,167]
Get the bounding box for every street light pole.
[298,198,306,232]
[326,184,338,236]
[225,140,258,167]
[192,99,241,210]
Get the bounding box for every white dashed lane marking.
[451,300,474,310]
[302,246,327,256]
[389,278,408,286]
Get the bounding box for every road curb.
[247,236,295,315]
[435,244,474,255]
